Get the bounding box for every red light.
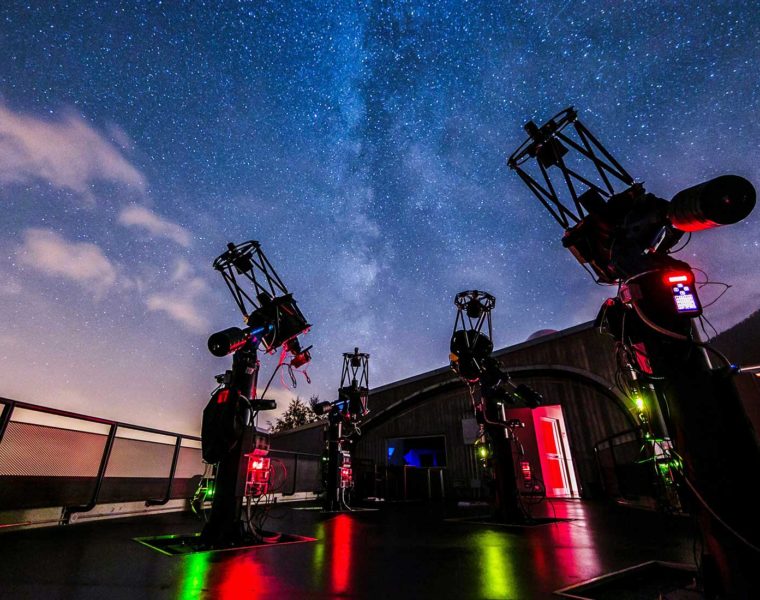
[216,389,230,404]
[228,339,248,353]
[665,273,691,284]
[290,349,311,369]
[520,461,532,483]
[340,466,352,486]
[331,515,353,594]
[245,456,271,496]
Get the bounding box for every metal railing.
[593,428,654,501]
[0,397,202,524]
[267,448,322,496]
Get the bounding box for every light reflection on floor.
[0,500,695,599]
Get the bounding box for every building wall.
[270,421,324,455]
[355,323,637,499]
[357,386,479,496]
[270,318,759,502]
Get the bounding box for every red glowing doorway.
[532,405,579,498]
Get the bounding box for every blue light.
[404,450,420,467]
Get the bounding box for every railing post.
[146,436,183,506]
[61,424,117,524]
[0,401,15,446]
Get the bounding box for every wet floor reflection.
[218,555,269,599]
[177,552,211,600]
[177,551,289,599]
[308,514,358,595]
[310,521,326,589]
[329,514,354,595]
[543,519,602,581]
[473,529,523,599]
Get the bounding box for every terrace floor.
[0,499,698,599]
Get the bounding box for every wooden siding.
[355,323,634,498]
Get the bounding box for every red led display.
[520,461,532,487]
[245,455,271,497]
[666,274,690,283]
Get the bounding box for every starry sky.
[1,1,759,435]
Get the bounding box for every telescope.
[200,239,312,548]
[668,174,755,232]
[508,107,760,596]
[449,290,542,523]
[508,107,756,284]
[319,347,370,511]
[207,240,311,365]
[449,290,495,383]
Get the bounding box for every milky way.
[1,1,759,434]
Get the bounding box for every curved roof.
[360,363,636,435]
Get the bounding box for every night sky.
[1,1,759,435]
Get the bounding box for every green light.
[205,484,214,499]
[311,521,326,588]
[634,395,645,411]
[477,530,520,598]
[178,551,211,600]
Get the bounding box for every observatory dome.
[526,329,558,341]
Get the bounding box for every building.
[273,316,760,506]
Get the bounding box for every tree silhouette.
[268,395,323,432]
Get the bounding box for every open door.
[532,406,579,498]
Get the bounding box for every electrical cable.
[700,284,731,309]
[287,364,297,387]
[698,314,720,341]
[668,232,692,254]
[630,300,733,368]
[691,267,732,309]
[581,261,611,286]
[260,363,283,400]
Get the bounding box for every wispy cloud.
[17,228,117,292]
[0,103,145,200]
[144,259,210,332]
[118,204,192,247]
